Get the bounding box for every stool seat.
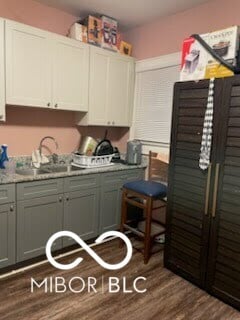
[123,180,167,198]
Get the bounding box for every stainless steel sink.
[16,165,84,176]
[15,168,46,176]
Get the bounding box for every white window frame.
[130,52,181,155]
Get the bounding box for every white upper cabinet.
[88,46,109,125]
[107,55,134,126]
[4,19,135,126]
[78,46,135,127]
[0,19,5,121]
[5,21,51,108]
[52,36,89,112]
[5,20,89,112]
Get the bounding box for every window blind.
[133,64,180,144]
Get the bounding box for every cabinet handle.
[55,103,58,108]
[204,163,212,216]
[112,121,115,125]
[66,196,69,201]
[10,205,14,212]
[107,121,110,125]
[212,163,220,218]
[59,196,63,202]
[47,102,51,107]
[0,115,3,120]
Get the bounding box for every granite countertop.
[0,162,147,185]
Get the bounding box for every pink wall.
[125,0,240,60]
[1,106,129,155]
[0,0,129,156]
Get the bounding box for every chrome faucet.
[39,136,59,164]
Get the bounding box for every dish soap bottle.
[0,144,9,169]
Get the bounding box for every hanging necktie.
[199,78,215,170]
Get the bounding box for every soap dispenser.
[0,144,9,169]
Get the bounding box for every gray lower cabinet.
[0,168,146,268]
[100,183,122,233]
[0,203,16,268]
[0,184,16,269]
[17,194,63,262]
[99,169,144,233]
[63,188,99,247]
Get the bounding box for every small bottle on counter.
[0,144,9,169]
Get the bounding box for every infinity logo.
[46,231,133,270]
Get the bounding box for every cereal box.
[82,15,102,46]
[101,15,118,51]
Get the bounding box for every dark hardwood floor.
[0,239,239,320]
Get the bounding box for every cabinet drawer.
[17,178,64,200]
[122,169,145,183]
[64,174,100,192]
[102,169,145,186]
[101,172,124,185]
[0,184,15,204]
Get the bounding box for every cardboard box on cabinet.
[82,15,102,46]
[180,26,240,81]
[69,23,88,43]
[180,33,209,81]
[101,15,118,51]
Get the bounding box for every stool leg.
[144,197,153,264]
[119,189,127,248]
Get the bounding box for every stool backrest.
[148,151,168,183]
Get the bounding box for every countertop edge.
[0,164,147,185]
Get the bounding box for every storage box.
[180,26,240,81]
[101,15,118,51]
[205,27,240,78]
[120,41,132,56]
[82,15,102,46]
[69,23,88,43]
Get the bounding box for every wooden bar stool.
[120,151,168,264]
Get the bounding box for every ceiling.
[35,0,211,31]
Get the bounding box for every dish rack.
[72,153,114,168]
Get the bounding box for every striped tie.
[199,78,215,170]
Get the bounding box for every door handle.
[212,163,220,218]
[204,163,212,216]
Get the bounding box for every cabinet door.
[87,47,135,127]
[63,188,99,247]
[99,169,145,233]
[52,36,89,111]
[100,183,121,233]
[0,203,15,268]
[164,80,219,287]
[88,46,109,125]
[5,21,51,108]
[0,19,5,121]
[107,55,135,127]
[207,76,240,309]
[17,195,63,262]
